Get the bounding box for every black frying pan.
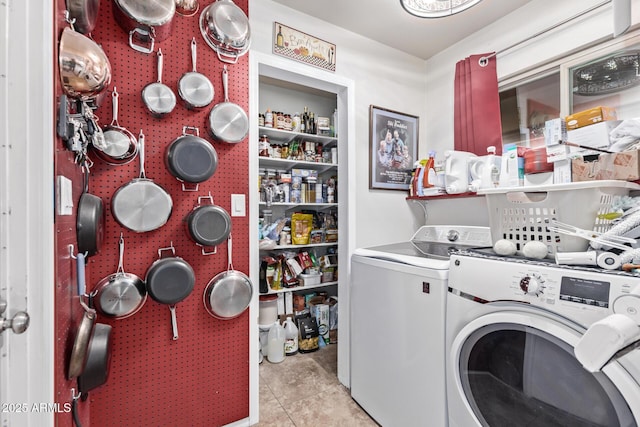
[77,322,112,395]
[145,244,195,340]
[77,165,104,257]
[166,127,218,191]
[185,194,231,254]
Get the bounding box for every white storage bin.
[478,181,640,255]
[299,272,322,287]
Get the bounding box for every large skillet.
[203,234,253,319]
[111,130,173,233]
[145,244,195,340]
[94,233,146,319]
[166,126,218,190]
[207,65,248,143]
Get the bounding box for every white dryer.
[350,226,491,427]
[446,249,640,427]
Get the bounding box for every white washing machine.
[446,249,640,427]
[350,226,491,427]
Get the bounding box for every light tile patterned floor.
[257,344,378,426]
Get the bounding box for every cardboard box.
[566,120,621,153]
[565,106,617,130]
[571,150,640,182]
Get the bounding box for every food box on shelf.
[565,106,617,130]
[572,149,640,182]
[566,120,621,153]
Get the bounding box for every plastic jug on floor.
[267,320,285,363]
[283,316,299,356]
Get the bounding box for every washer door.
[450,308,640,427]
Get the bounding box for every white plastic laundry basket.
[478,181,640,255]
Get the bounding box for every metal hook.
[71,388,81,401]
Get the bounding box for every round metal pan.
[112,130,173,233]
[199,0,250,64]
[66,0,100,35]
[77,168,105,258]
[166,126,218,189]
[142,49,176,118]
[68,253,96,379]
[208,65,248,143]
[178,38,214,109]
[95,87,138,165]
[145,245,195,340]
[203,235,253,319]
[185,194,231,253]
[112,0,175,53]
[94,234,146,319]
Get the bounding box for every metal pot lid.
[187,205,231,247]
[205,271,252,319]
[97,273,146,318]
[115,0,175,26]
[209,103,248,143]
[199,1,250,49]
[111,179,173,232]
[146,258,195,304]
[142,82,176,115]
[167,135,218,183]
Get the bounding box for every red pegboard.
[53,1,251,426]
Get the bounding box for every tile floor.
[257,344,378,426]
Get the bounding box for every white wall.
[250,0,429,248]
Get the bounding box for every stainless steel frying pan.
[142,49,176,117]
[178,38,214,109]
[111,130,173,232]
[207,65,248,143]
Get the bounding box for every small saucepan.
[203,235,253,320]
[112,130,173,233]
[185,193,231,255]
[166,126,218,191]
[178,38,214,110]
[142,49,176,118]
[145,244,195,340]
[207,65,248,143]
[94,87,138,165]
[94,233,147,319]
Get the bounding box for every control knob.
[520,275,544,296]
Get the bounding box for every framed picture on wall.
[369,105,419,191]
[272,22,336,72]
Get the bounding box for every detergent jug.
[469,146,501,190]
[444,150,477,194]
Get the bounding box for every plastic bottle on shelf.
[265,109,273,128]
[283,316,299,356]
[267,320,285,363]
[423,151,436,188]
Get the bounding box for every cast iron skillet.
[145,244,195,340]
[77,165,104,257]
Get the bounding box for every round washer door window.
[453,313,637,427]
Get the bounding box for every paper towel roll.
[574,313,640,372]
[613,285,640,324]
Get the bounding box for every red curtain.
[453,53,503,156]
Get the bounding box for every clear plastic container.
[267,320,285,363]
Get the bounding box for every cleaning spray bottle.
[423,151,436,189]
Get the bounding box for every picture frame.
[369,105,419,191]
[272,22,336,72]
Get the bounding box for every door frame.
[0,0,56,425]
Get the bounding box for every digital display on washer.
[559,276,610,307]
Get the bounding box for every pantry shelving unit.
[249,53,355,412]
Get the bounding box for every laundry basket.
[478,181,640,255]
